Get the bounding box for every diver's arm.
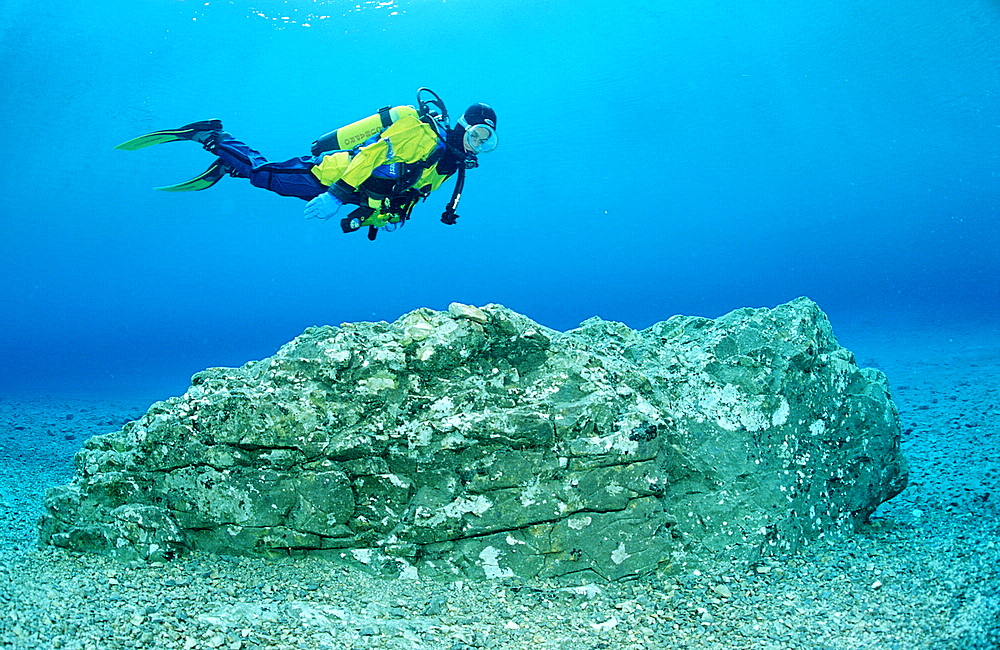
[322,139,393,205]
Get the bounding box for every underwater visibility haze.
[0,0,997,397]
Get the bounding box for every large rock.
[39,298,907,581]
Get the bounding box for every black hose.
[441,165,466,225]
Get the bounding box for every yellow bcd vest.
[309,106,441,189]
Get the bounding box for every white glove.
[304,192,345,220]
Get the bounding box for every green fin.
[115,132,186,151]
[114,119,223,151]
[156,159,228,192]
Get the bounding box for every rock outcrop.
[39,298,907,581]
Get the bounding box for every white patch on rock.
[772,398,790,426]
[323,349,351,364]
[430,396,454,413]
[441,413,470,431]
[440,431,468,450]
[421,495,493,526]
[633,397,662,421]
[557,584,603,598]
[698,384,740,431]
[351,548,373,564]
[738,406,770,432]
[404,423,433,448]
[380,473,410,489]
[359,374,396,392]
[809,419,827,436]
[586,432,640,455]
[611,542,631,565]
[568,516,592,530]
[698,383,773,432]
[395,559,420,580]
[478,546,514,579]
[520,482,541,507]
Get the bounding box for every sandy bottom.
[1,318,998,650]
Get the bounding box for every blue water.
[1,0,997,398]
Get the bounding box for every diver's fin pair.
[155,159,231,192]
[115,119,229,191]
[114,119,223,151]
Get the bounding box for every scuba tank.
[310,105,420,156]
[312,88,450,157]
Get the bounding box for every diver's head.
[457,103,498,154]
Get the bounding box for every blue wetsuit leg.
[213,134,326,201]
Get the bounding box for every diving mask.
[457,116,498,154]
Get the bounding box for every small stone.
[711,584,733,599]
[448,302,488,323]
[590,617,619,632]
[871,580,883,590]
[422,594,448,616]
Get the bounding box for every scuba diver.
[115,89,498,241]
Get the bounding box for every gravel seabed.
[2,318,998,650]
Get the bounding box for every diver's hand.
[304,192,344,220]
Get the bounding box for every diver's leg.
[210,134,326,200]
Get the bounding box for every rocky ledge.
[39,298,907,582]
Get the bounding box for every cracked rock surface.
[38,297,907,581]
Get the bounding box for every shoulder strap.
[378,106,393,129]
